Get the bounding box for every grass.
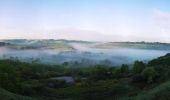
[0,88,36,100]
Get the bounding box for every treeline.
[1,54,170,100]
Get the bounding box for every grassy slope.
[93,42,170,50]
[4,39,74,50]
[0,88,36,100]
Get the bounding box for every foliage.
[141,67,157,83]
[120,64,129,73]
[0,53,170,100]
[133,61,146,74]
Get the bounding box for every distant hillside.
[2,39,75,50]
[1,39,170,51]
[93,42,170,50]
[0,42,10,46]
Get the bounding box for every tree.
[0,64,20,92]
[133,61,146,74]
[141,67,157,83]
[120,64,129,73]
[89,65,112,80]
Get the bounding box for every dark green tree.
[89,65,112,80]
[133,61,146,74]
[0,64,20,92]
[120,64,129,73]
[141,67,157,83]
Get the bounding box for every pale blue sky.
[0,0,170,42]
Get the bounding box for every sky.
[0,0,170,42]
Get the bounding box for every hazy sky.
[0,0,170,42]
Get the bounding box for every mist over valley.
[0,39,170,66]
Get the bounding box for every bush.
[141,67,157,83]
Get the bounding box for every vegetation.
[1,53,170,100]
[0,88,34,100]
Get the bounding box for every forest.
[1,53,170,100]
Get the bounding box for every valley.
[0,39,170,66]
